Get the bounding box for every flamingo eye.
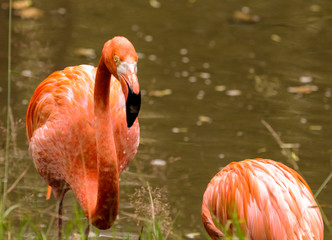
[114,55,120,66]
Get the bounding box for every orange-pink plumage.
[202,158,324,240]
[26,37,141,236]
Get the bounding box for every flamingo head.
[103,36,141,128]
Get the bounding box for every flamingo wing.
[202,159,324,240]
[26,65,139,207]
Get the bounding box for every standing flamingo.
[26,37,141,238]
[202,158,324,239]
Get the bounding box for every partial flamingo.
[202,158,324,239]
[26,37,141,238]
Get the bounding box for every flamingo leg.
[57,191,65,240]
[84,223,90,240]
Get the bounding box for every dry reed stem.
[6,165,30,194]
[261,119,299,170]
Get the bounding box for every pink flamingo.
[202,158,324,239]
[26,36,141,238]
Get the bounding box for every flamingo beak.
[118,68,141,128]
[125,81,141,128]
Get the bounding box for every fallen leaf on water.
[226,89,242,96]
[310,4,321,12]
[151,159,167,166]
[309,125,322,131]
[12,0,32,10]
[199,72,211,79]
[271,34,281,43]
[281,143,300,149]
[149,89,172,97]
[172,127,188,133]
[257,147,267,153]
[215,85,226,92]
[232,7,260,24]
[149,0,161,8]
[17,7,44,19]
[21,70,32,77]
[218,153,225,159]
[287,85,318,94]
[198,115,212,123]
[291,151,299,162]
[299,76,312,83]
[52,8,67,15]
[185,232,201,239]
[168,156,181,163]
[74,48,96,59]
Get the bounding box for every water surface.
[1,0,331,238]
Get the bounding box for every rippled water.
[1,0,331,238]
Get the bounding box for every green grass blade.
[3,204,19,219]
[2,0,13,206]
[314,172,332,199]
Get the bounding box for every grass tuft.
[130,184,173,240]
[1,0,13,237]
[314,172,332,236]
[209,206,246,240]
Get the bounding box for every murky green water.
[1,0,331,238]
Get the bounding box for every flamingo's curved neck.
[91,56,119,229]
[202,195,224,240]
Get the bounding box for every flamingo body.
[26,37,140,230]
[202,159,324,240]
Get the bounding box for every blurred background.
[0,0,331,239]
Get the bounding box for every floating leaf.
[168,156,181,163]
[218,153,225,159]
[144,35,153,42]
[149,0,161,8]
[291,151,299,162]
[185,232,200,239]
[179,48,188,55]
[309,125,322,131]
[215,85,226,92]
[151,159,167,166]
[257,147,267,153]
[287,85,318,94]
[281,143,300,149]
[54,8,67,15]
[310,4,321,12]
[199,72,211,79]
[17,7,44,19]
[149,89,172,97]
[232,7,260,23]
[12,0,32,10]
[21,70,32,77]
[182,56,190,63]
[226,89,242,96]
[172,127,188,133]
[74,48,96,59]
[299,76,312,83]
[271,34,281,42]
[198,115,212,123]
[196,90,205,100]
[188,76,197,83]
[148,54,157,61]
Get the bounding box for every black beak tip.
[126,91,141,128]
